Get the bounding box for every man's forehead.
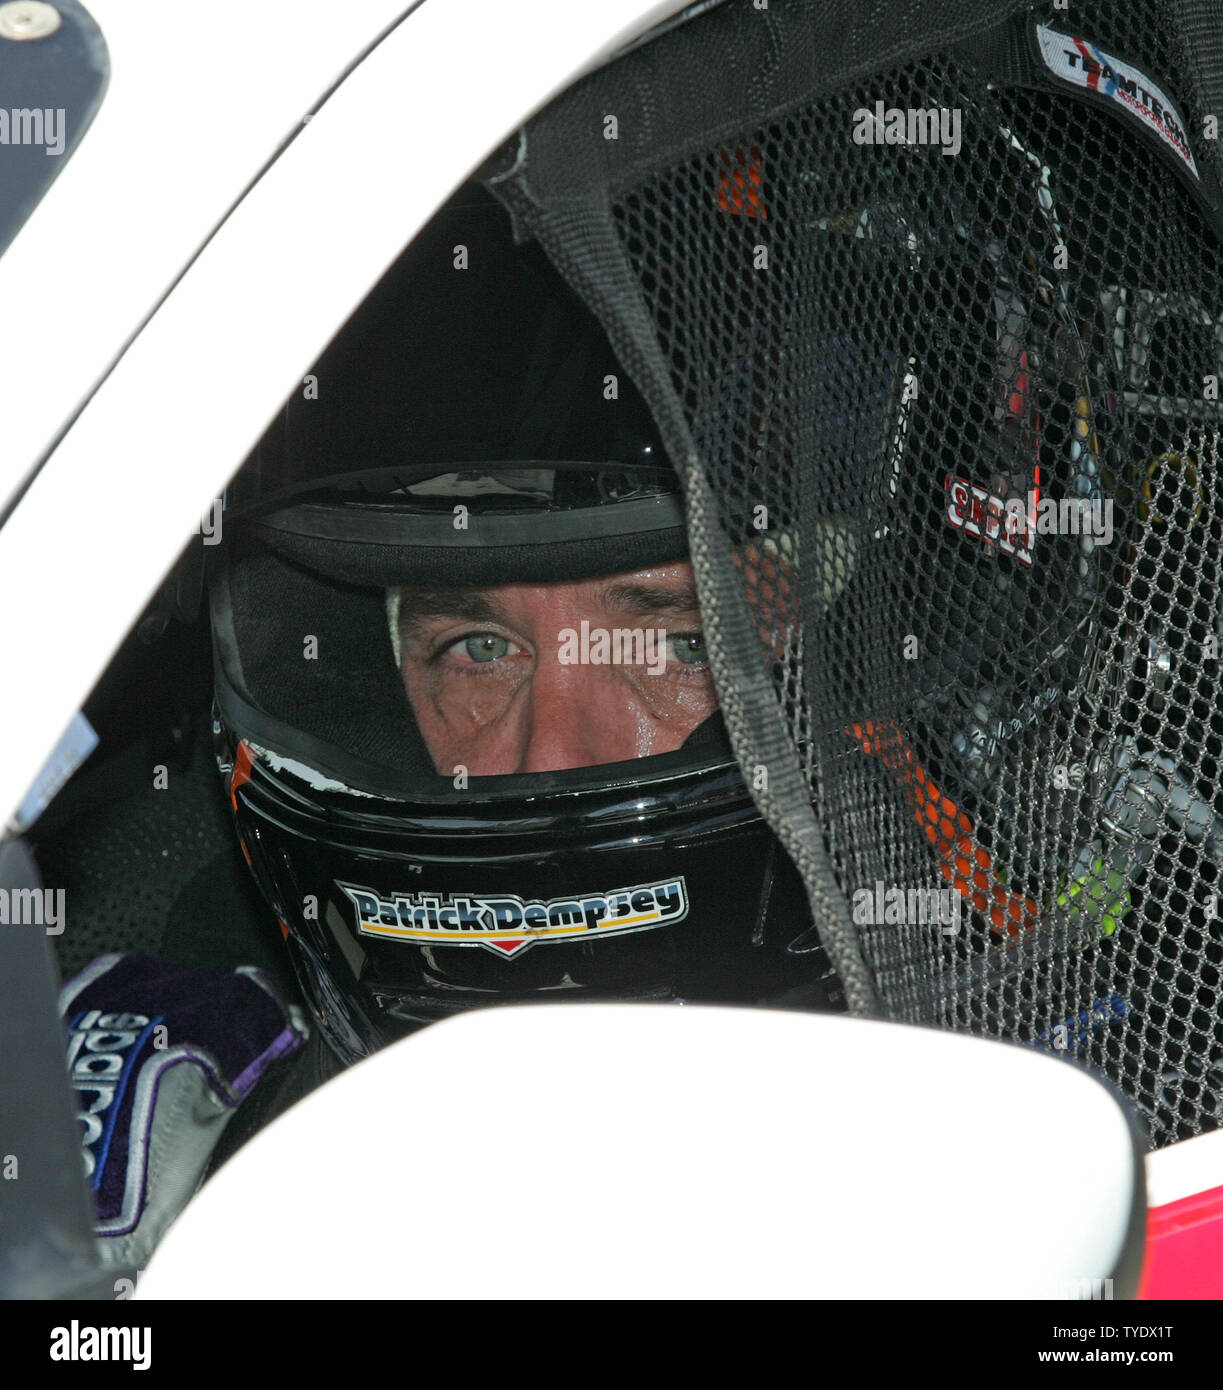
[394,563,700,625]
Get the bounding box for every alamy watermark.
[852,102,962,157]
[1,107,66,156]
[194,498,223,545]
[49,1322,151,1371]
[0,887,64,933]
[1012,491,1113,545]
[558,621,668,677]
[851,880,961,934]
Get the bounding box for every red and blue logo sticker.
[1035,24,1199,182]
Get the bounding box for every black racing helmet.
[210,184,843,1064]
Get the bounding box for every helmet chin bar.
[217,719,844,1063]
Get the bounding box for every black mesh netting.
[487,0,1223,1145]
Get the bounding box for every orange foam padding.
[717,141,767,218]
[229,740,255,813]
[849,719,1039,937]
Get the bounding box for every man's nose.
[518,655,641,774]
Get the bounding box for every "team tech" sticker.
[1034,24,1199,182]
[338,877,689,958]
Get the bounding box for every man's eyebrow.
[599,582,702,616]
[395,588,510,631]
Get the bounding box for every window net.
[486,0,1223,1146]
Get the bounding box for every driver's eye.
[668,632,708,666]
[462,633,512,663]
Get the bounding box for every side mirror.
[140,1003,1145,1299]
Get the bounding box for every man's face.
[393,560,717,776]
